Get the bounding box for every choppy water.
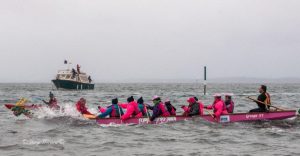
[0,83,300,156]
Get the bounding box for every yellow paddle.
[204,109,218,122]
[16,98,27,106]
[83,114,97,119]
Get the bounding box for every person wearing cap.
[42,92,60,110]
[182,97,203,116]
[137,97,149,117]
[147,96,170,121]
[205,94,228,119]
[97,98,124,118]
[76,98,93,115]
[120,96,143,120]
[165,99,176,116]
[225,94,235,113]
[250,85,271,112]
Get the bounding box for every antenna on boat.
[204,66,207,95]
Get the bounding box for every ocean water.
[0,83,299,156]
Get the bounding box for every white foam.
[33,103,82,119]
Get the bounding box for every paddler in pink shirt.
[205,94,228,119]
[120,96,143,121]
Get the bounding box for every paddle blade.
[83,114,96,119]
[16,98,27,106]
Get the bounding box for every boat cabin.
[55,69,91,84]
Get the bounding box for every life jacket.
[198,102,204,116]
[76,102,82,112]
[165,102,176,116]
[138,103,148,116]
[265,92,271,105]
[76,102,91,115]
[225,100,234,113]
[166,104,176,116]
[110,104,123,117]
[158,102,170,117]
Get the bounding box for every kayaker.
[12,106,32,117]
[97,98,124,118]
[120,96,143,120]
[165,99,176,116]
[76,98,93,115]
[42,92,60,110]
[181,97,203,116]
[205,94,228,119]
[137,97,148,117]
[225,94,234,113]
[250,85,271,112]
[147,96,170,121]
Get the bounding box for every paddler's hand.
[213,114,216,119]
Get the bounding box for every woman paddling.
[120,96,143,121]
[147,96,170,121]
[224,94,235,113]
[205,94,228,119]
[164,99,177,116]
[137,97,149,117]
[181,97,204,116]
[97,98,124,118]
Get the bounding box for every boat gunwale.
[95,110,297,121]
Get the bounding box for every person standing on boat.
[120,96,143,120]
[181,97,203,116]
[71,68,77,79]
[165,99,176,116]
[76,98,93,115]
[88,76,92,83]
[225,94,235,113]
[249,85,271,112]
[205,94,228,119]
[42,92,60,110]
[77,64,81,74]
[147,96,170,121]
[97,98,124,118]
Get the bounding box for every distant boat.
[52,65,95,90]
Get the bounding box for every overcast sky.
[0,0,299,83]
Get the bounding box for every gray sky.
[0,0,300,83]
